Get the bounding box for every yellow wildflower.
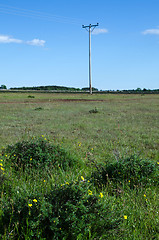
[33,199,37,203]
[42,135,44,137]
[81,176,85,181]
[0,163,3,166]
[30,158,32,161]
[1,167,4,171]
[66,182,69,185]
[44,180,46,182]
[28,204,32,207]
[99,192,103,198]
[144,194,146,197]
[157,162,159,165]
[124,215,127,220]
[88,190,93,195]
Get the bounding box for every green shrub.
[1,181,121,239]
[91,155,159,188]
[2,138,78,171]
[89,107,99,113]
[28,95,35,98]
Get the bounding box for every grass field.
[0,92,159,239]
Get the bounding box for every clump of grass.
[91,155,159,188]
[89,107,99,113]
[27,95,35,98]
[2,138,79,171]
[1,180,121,239]
[34,107,43,111]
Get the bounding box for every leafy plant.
[1,180,121,239]
[89,107,99,114]
[2,138,78,171]
[91,155,159,188]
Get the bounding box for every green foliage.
[2,138,78,171]
[91,155,159,188]
[0,85,7,89]
[28,95,35,98]
[1,180,121,239]
[89,107,99,114]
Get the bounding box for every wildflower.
[42,135,44,137]
[1,167,4,171]
[88,180,90,183]
[44,138,47,141]
[66,182,69,185]
[78,142,81,147]
[88,190,93,195]
[44,180,46,182]
[0,159,2,161]
[81,176,85,181]
[157,162,159,165]
[124,215,127,220]
[91,148,94,151]
[5,155,7,157]
[33,199,37,203]
[99,192,103,198]
[144,194,146,197]
[30,158,32,161]
[28,204,32,207]
[128,180,131,183]
[0,163,3,166]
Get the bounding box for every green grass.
[0,92,159,239]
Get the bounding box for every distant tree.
[136,88,142,91]
[0,85,7,89]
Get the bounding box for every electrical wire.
[0,4,84,25]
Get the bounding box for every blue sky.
[0,0,159,90]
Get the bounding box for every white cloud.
[0,35,23,43]
[92,28,108,35]
[142,28,159,35]
[0,34,45,46]
[26,39,45,46]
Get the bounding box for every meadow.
[0,92,159,239]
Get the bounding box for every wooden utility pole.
[82,23,99,94]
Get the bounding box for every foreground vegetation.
[0,92,159,239]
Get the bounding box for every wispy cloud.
[26,39,45,46]
[0,35,22,43]
[0,34,45,46]
[142,28,159,35]
[92,28,108,35]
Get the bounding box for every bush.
[1,181,121,239]
[2,138,78,171]
[91,155,159,188]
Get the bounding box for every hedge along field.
[0,92,159,239]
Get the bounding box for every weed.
[2,138,78,171]
[91,155,159,188]
[89,107,99,113]
[27,95,35,98]
[1,180,121,239]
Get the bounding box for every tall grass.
[0,93,159,239]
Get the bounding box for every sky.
[0,0,159,90]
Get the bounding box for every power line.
[0,4,83,25]
[82,23,99,94]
